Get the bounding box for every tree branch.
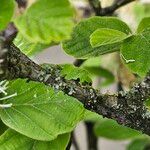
[1,43,150,136]
[89,0,136,16]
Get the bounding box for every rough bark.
[1,43,150,136]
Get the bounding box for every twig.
[85,122,98,150]
[99,0,136,16]
[88,0,136,16]
[88,0,102,16]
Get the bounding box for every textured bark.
[1,43,150,136]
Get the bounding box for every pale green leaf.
[61,64,92,83]
[14,0,74,44]
[94,119,142,140]
[84,66,115,86]
[121,29,150,77]
[90,28,129,48]
[137,17,150,33]
[133,3,150,24]
[0,0,15,31]
[13,34,50,56]
[127,138,150,150]
[62,17,131,59]
[0,129,70,150]
[0,80,84,141]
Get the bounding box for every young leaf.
[127,138,150,150]
[121,29,150,77]
[0,129,70,150]
[13,34,50,57]
[0,0,15,31]
[137,17,150,33]
[90,28,129,48]
[0,80,84,141]
[62,17,131,59]
[94,119,142,140]
[61,64,92,83]
[14,0,74,44]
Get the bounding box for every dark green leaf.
[90,28,128,48]
[94,119,142,140]
[0,80,84,141]
[0,129,70,150]
[0,120,7,135]
[62,17,131,59]
[121,29,150,77]
[0,0,15,31]
[14,0,74,43]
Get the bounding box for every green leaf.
[14,0,74,44]
[84,66,115,86]
[61,64,92,83]
[13,34,50,56]
[62,17,131,59]
[121,29,150,77]
[0,120,7,136]
[90,28,129,48]
[0,129,70,150]
[137,17,150,33]
[83,110,102,122]
[133,3,150,24]
[82,57,101,67]
[94,119,142,140]
[0,80,84,141]
[127,138,150,150]
[0,0,15,31]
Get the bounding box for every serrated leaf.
[62,17,131,59]
[0,80,84,141]
[0,0,15,31]
[127,138,150,150]
[14,0,74,44]
[121,29,150,77]
[137,17,150,33]
[61,64,92,83]
[94,119,142,140]
[0,129,70,150]
[90,28,129,48]
[13,34,50,56]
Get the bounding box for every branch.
[89,0,136,16]
[1,43,150,136]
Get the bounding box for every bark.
[1,43,150,136]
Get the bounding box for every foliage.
[14,0,74,44]
[0,80,84,141]
[0,129,70,150]
[0,0,150,149]
[0,0,15,31]
[94,119,142,140]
